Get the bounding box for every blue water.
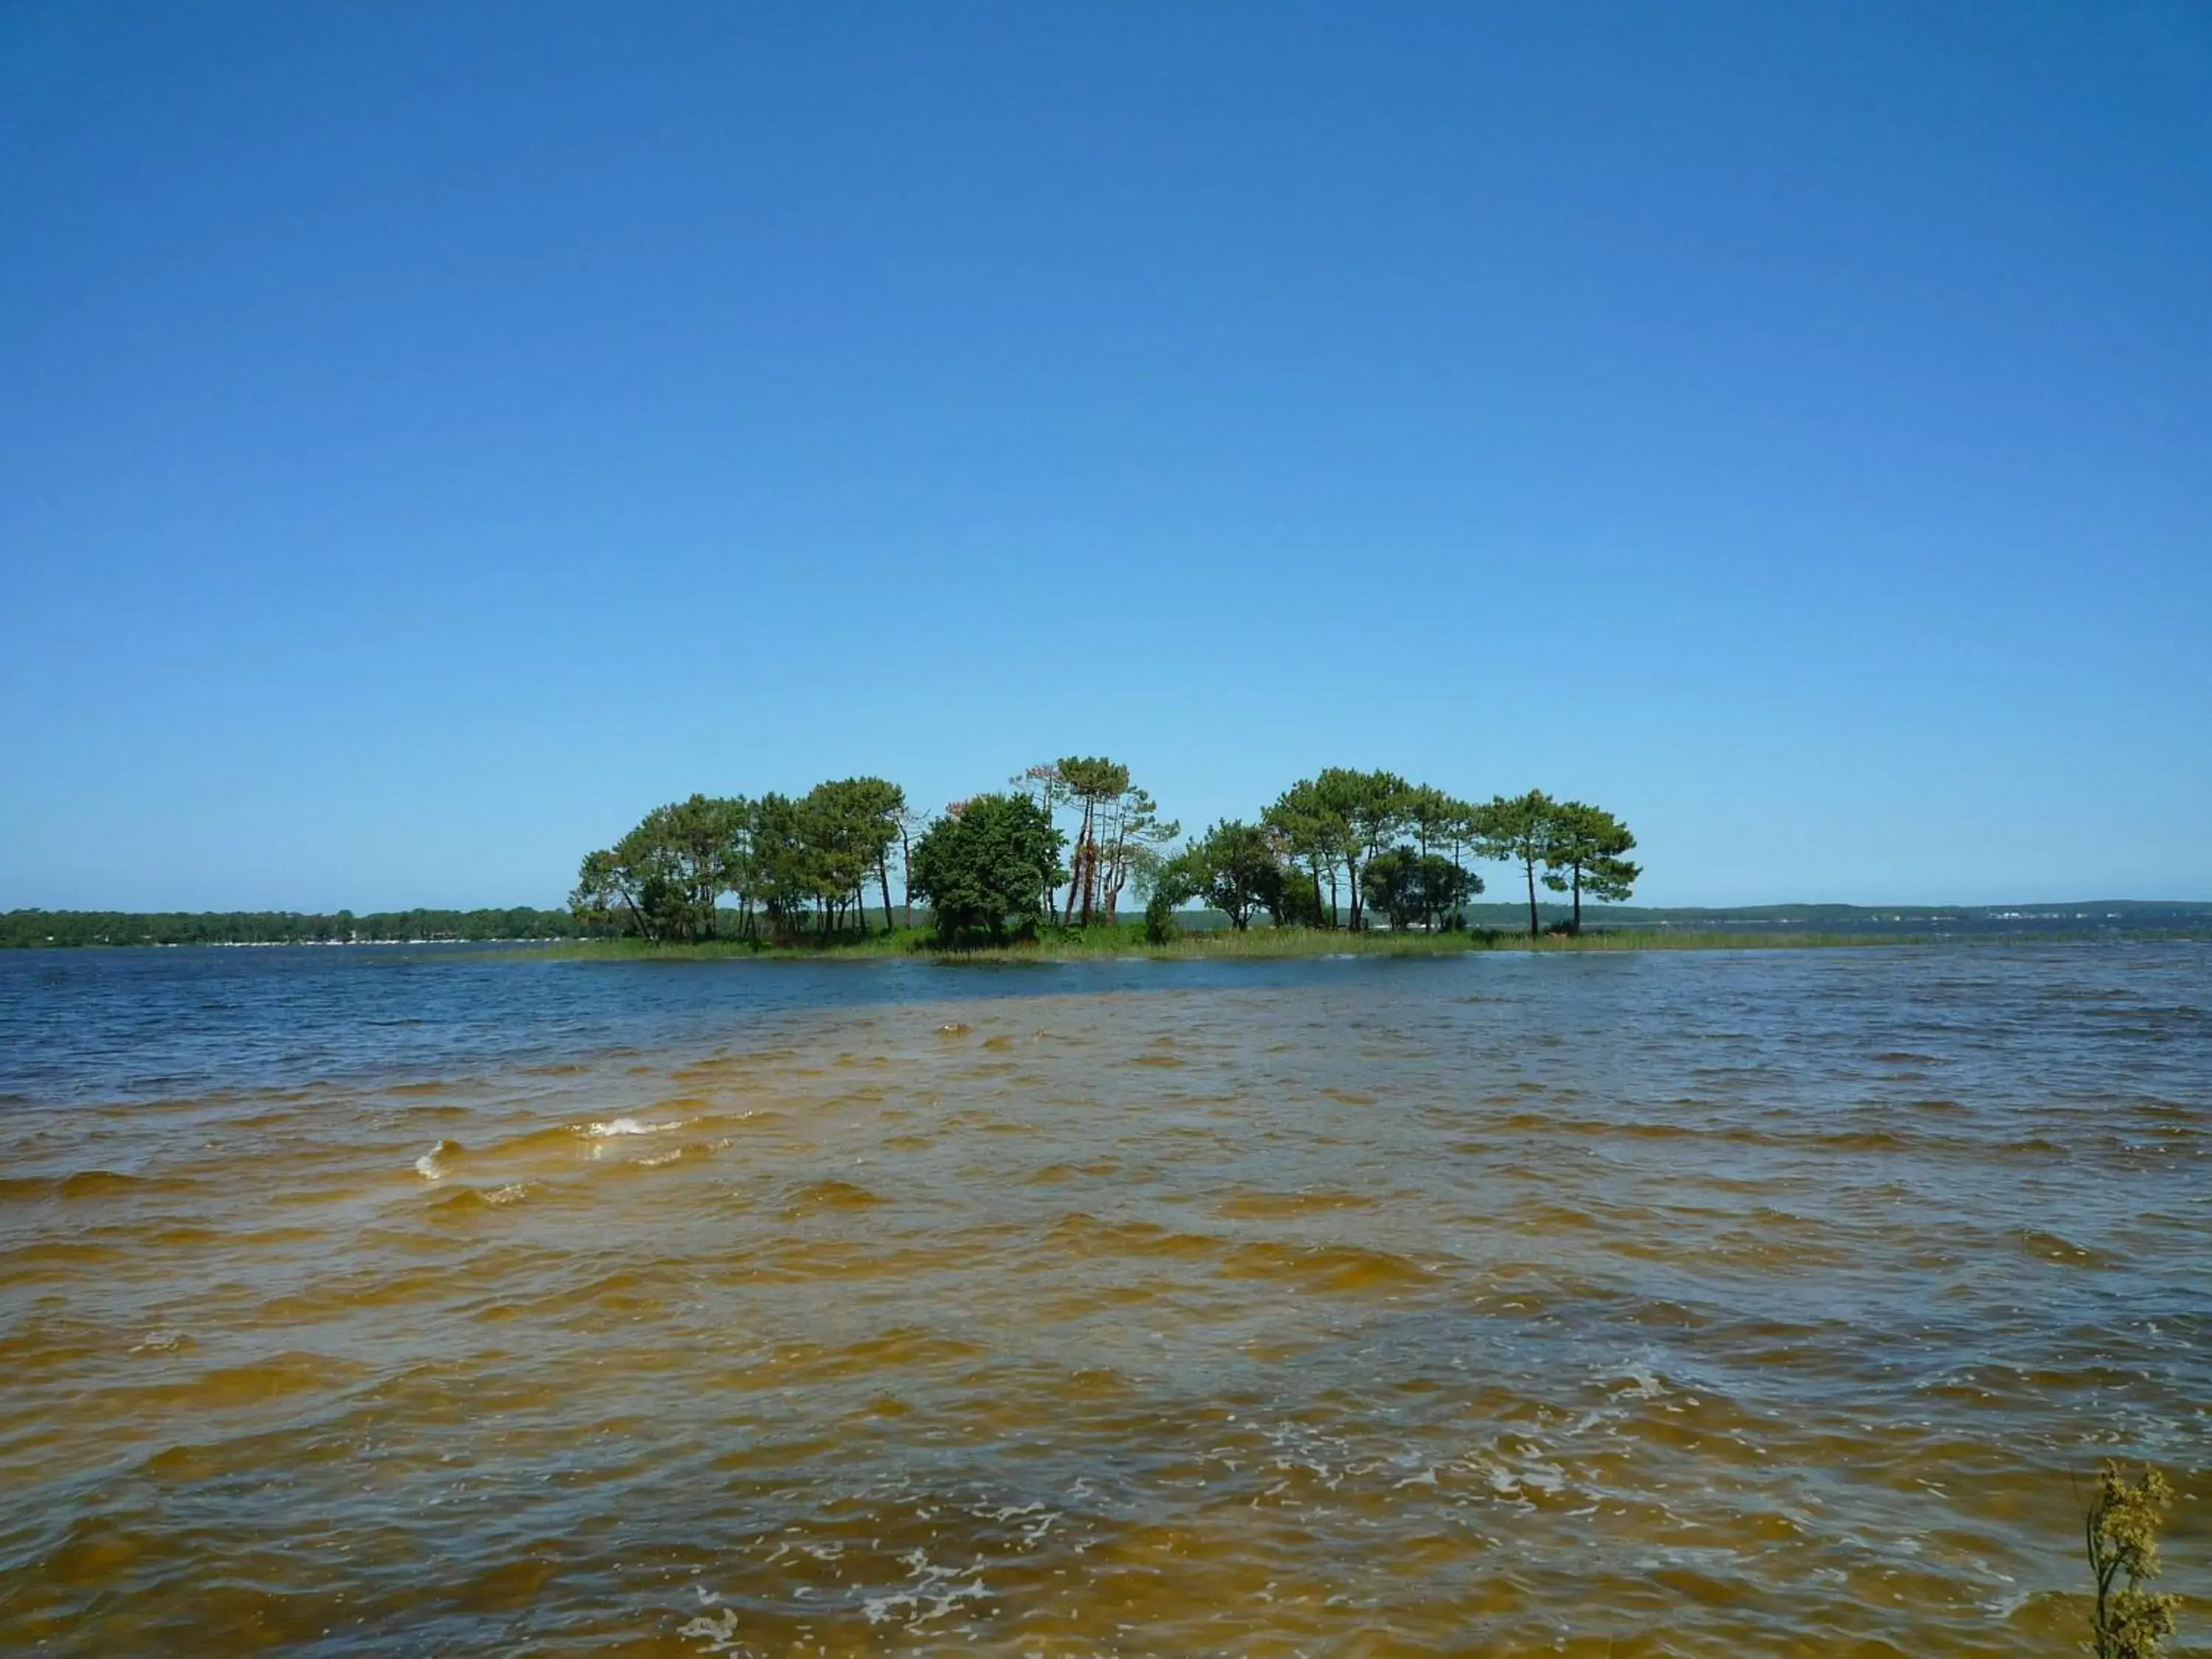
[1,941,2206,1653]
[0,945,1385,1105]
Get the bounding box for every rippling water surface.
[1,944,2206,1654]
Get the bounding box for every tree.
[907,793,1068,945]
[807,777,905,934]
[850,778,908,934]
[1140,849,1203,944]
[1540,801,1640,933]
[1399,784,1455,859]
[1052,757,1131,926]
[894,804,933,926]
[1264,776,1354,927]
[1474,789,1560,939]
[1183,819,1281,931]
[572,795,749,942]
[1360,848,1475,931]
[1319,767,1408,931]
[1261,858,1328,928]
[568,849,627,935]
[1437,796,1487,916]
[1096,785,1179,923]
[748,792,818,941]
[664,794,751,939]
[1010,764,1071,917]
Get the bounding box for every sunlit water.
[1,944,2205,1655]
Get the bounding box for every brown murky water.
[1,947,2206,1653]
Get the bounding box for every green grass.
[524,927,930,961]
[519,922,1912,964]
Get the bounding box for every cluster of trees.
[1012,759,1178,926]
[1170,776,1638,938]
[574,762,1638,947]
[0,908,583,947]
[569,780,917,942]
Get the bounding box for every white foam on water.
[581,1117,689,1138]
[485,1182,532,1206]
[857,1549,993,1629]
[414,1138,463,1180]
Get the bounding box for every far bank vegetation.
[569,759,1639,952]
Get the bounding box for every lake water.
[1,944,2205,1654]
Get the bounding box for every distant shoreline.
[5,902,2208,951]
[513,924,2211,964]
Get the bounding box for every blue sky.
[4,1,2207,910]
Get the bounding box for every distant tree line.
[1166,775,1636,940]
[577,762,1638,947]
[0,908,586,948]
[569,779,919,943]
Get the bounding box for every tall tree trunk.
[1346,854,1363,931]
[1101,832,1123,922]
[1571,866,1582,934]
[1070,801,1097,927]
[1326,866,1339,928]
[1525,856,1540,938]
[899,829,913,927]
[1061,804,1085,927]
[877,853,894,935]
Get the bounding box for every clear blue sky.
[4,1,2207,911]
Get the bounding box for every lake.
[1,943,2205,1653]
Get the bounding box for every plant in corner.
[2086,1461,2180,1658]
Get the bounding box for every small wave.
[414,1138,464,1180]
[1218,1239,1434,1294]
[786,1179,885,1211]
[58,1169,172,1200]
[2016,1228,2118,1268]
[580,1117,688,1138]
[1217,1189,1378,1219]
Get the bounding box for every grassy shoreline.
[520,925,1917,964]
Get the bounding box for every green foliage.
[1314,767,1408,930]
[1028,756,1177,926]
[1263,773,1358,927]
[1360,847,1476,931]
[574,793,753,942]
[907,793,1068,945]
[1540,801,1641,932]
[1182,819,1281,931]
[2087,1463,2180,1659]
[1473,788,1560,939]
[15,762,1662,962]
[1263,865,1329,928]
